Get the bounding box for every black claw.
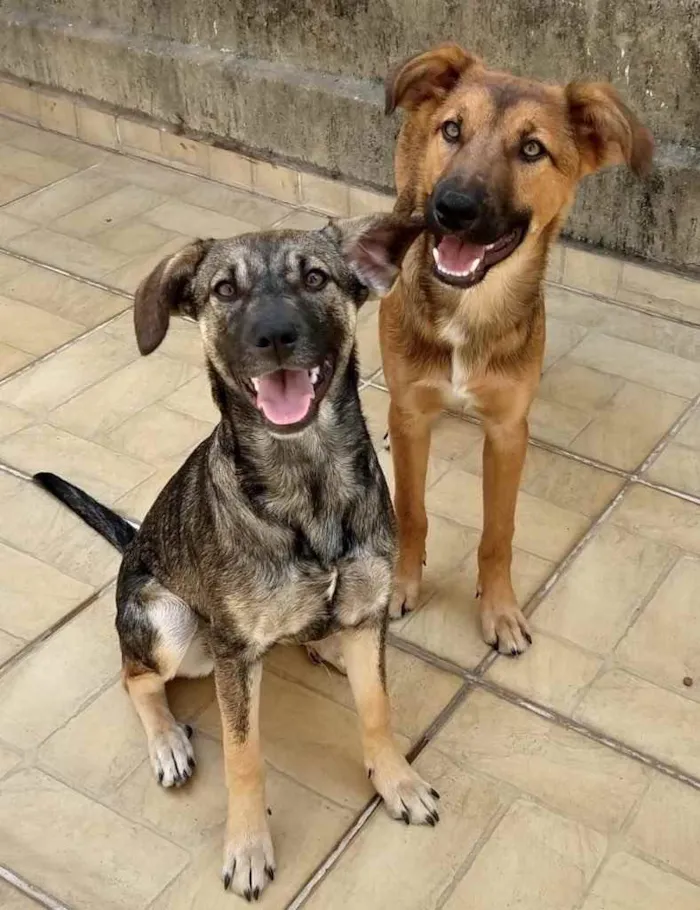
[426,814,435,827]
[492,638,500,652]
[510,646,519,657]
[367,768,373,779]
[266,866,275,882]
[223,873,231,891]
[253,887,260,901]
[158,769,164,784]
[184,724,193,738]
[244,890,252,903]
[401,809,410,825]
[401,602,409,617]
[430,788,440,800]
[524,631,533,645]
[267,807,272,816]
[432,810,440,823]
[188,755,196,769]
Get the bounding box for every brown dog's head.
[133,214,422,435]
[386,43,653,290]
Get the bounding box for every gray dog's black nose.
[247,310,300,359]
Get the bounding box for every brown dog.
[380,44,653,655]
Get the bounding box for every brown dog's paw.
[388,578,421,620]
[222,825,275,901]
[368,749,440,826]
[480,601,532,656]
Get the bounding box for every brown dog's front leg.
[341,624,439,825]
[478,415,533,655]
[388,399,436,618]
[215,657,275,900]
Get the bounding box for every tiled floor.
[0,116,699,910]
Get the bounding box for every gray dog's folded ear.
[133,238,213,355]
[332,213,425,293]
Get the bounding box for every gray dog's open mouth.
[246,359,334,429]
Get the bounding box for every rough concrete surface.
[0,2,697,269]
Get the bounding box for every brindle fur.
[35,214,439,902]
[381,44,653,654]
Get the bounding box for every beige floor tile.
[358,384,390,445]
[4,170,123,223]
[399,548,552,668]
[0,424,153,502]
[39,679,149,797]
[538,360,624,412]
[0,145,78,186]
[300,173,350,214]
[376,447,451,498]
[646,442,700,496]
[0,768,187,910]
[570,332,700,398]
[428,467,590,562]
[0,472,120,586]
[0,629,24,665]
[535,523,676,653]
[76,106,118,148]
[272,209,330,230]
[105,311,203,366]
[53,185,166,238]
[443,800,605,910]
[104,235,197,293]
[150,768,354,910]
[612,484,700,555]
[0,251,30,283]
[253,161,300,204]
[0,880,43,909]
[163,371,220,423]
[102,404,213,465]
[0,402,32,438]
[265,644,462,742]
[562,246,621,297]
[0,295,83,356]
[117,118,163,156]
[5,122,105,168]
[0,262,128,328]
[676,408,700,447]
[430,413,484,463]
[0,342,31,378]
[0,85,39,121]
[439,690,648,832]
[305,747,509,910]
[356,302,383,378]
[486,633,603,713]
[626,775,700,883]
[546,243,564,282]
[95,154,205,195]
[0,173,35,203]
[576,669,700,777]
[0,211,33,242]
[208,146,254,188]
[181,180,291,226]
[95,218,183,256]
[50,354,199,438]
[0,329,138,415]
[581,851,700,910]
[7,229,131,280]
[0,590,120,748]
[615,556,700,699]
[620,261,700,311]
[570,380,688,470]
[160,133,209,172]
[114,460,181,520]
[0,540,92,640]
[0,741,22,779]
[528,394,592,447]
[541,316,588,369]
[143,199,258,239]
[198,671,409,810]
[348,186,395,216]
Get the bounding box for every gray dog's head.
[133,213,422,434]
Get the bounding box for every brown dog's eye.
[213,280,236,299]
[441,120,461,143]
[521,139,547,161]
[304,268,328,291]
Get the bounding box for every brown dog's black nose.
[433,185,484,231]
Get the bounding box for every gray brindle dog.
[35,214,439,901]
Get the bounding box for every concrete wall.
[0,1,697,271]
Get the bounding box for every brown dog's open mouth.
[246,360,334,431]
[432,226,525,289]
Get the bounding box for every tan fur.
[381,44,653,654]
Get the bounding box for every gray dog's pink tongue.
[256,369,313,425]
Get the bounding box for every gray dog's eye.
[303,268,328,291]
[213,280,236,299]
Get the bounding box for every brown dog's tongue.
[436,235,486,272]
[257,369,313,425]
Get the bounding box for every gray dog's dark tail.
[34,472,136,553]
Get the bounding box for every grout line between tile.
[0,243,133,297]
[286,679,473,909]
[0,865,70,910]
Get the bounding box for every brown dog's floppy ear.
[385,43,480,115]
[133,239,212,355]
[335,213,425,293]
[566,82,654,178]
